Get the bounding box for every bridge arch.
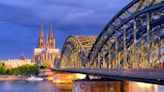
[86,0,164,69]
[60,35,97,68]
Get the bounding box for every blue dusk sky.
[0,0,131,60]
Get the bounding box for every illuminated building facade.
[32,24,60,67]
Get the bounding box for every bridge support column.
[107,43,110,69]
[76,52,79,68]
[97,53,101,69]
[123,23,127,69]
[102,53,106,68]
[133,17,137,69]
[70,53,75,68]
[151,28,155,67]
[146,12,151,66]
[115,35,118,69]
[158,37,161,63]
[141,38,146,68]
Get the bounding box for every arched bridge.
[87,0,164,69]
[60,36,97,68]
[54,0,164,84]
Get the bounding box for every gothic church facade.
[32,24,60,66]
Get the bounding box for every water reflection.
[0,80,163,92]
[0,81,59,92]
[72,80,162,92]
[54,83,72,92]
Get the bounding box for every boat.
[26,76,44,81]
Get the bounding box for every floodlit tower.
[47,24,55,49]
[37,24,45,48]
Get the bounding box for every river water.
[0,80,164,92]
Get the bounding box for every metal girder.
[60,36,96,69]
[59,0,164,70]
[87,0,164,69]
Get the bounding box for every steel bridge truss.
[86,0,164,69]
[60,36,96,68]
[58,0,164,69]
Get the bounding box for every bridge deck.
[53,68,164,85]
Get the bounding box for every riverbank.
[0,75,26,81]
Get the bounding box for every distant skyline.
[0,0,131,60]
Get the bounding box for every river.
[0,80,164,92]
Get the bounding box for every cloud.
[0,0,132,59]
[0,0,131,30]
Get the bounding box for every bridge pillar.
[115,34,119,69]
[111,48,115,69]
[133,17,137,69]
[146,12,151,65]
[133,3,138,69]
[158,37,161,63]
[141,38,146,68]
[107,42,111,69]
[96,53,99,69]
[123,23,127,69]
[151,28,155,67]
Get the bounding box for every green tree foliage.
[0,64,39,76]
[0,62,4,67]
[0,62,6,74]
[40,62,49,68]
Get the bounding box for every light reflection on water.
[0,80,60,92]
[0,80,164,92]
[54,83,72,92]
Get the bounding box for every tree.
[0,62,4,67]
[0,62,6,74]
[40,62,49,68]
[1,64,39,76]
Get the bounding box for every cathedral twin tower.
[33,24,60,66]
[38,24,55,49]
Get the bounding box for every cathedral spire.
[47,24,55,49]
[37,24,45,48]
[49,24,53,39]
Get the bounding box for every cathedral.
[32,24,60,66]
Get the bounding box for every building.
[32,24,60,67]
[1,54,32,69]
